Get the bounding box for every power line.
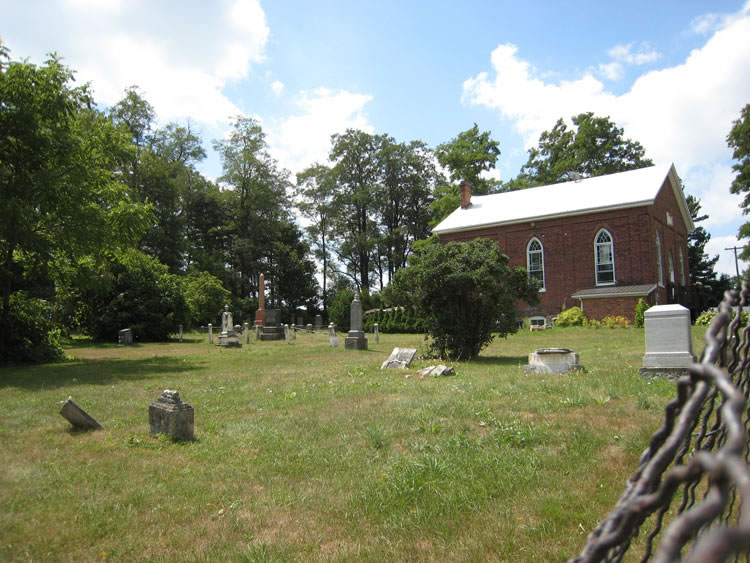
[725,246,743,279]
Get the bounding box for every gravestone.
[260,309,284,340]
[329,323,339,347]
[417,365,455,377]
[254,273,267,327]
[523,348,584,374]
[381,347,417,369]
[208,323,213,344]
[315,314,323,329]
[374,323,379,344]
[345,293,368,350]
[639,304,696,378]
[59,397,103,430]
[284,324,290,344]
[118,328,133,346]
[291,324,296,339]
[244,322,250,344]
[217,304,241,347]
[149,390,194,441]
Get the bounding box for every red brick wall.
[439,182,690,322]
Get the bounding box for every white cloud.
[462,5,750,252]
[269,88,374,177]
[608,42,660,65]
[4,0,269,126]
[598,61,623,81]
[271,80,285,96]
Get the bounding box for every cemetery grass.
[0,326,706,561]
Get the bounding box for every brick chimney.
[460,181,472,209]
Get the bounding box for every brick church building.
[432,164,693,323]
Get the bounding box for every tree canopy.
[728,104,750,260]
[505,112,653,189]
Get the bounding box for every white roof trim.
[432,164,694,235]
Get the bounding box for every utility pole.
[725,246,743,281]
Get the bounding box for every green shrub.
[695,310,748,327]
[634,298,650,328]
[1,292,64,363]
[82,250,191,341]
[601,315,630,328]
[184,270,231,326]
[556,307,585,327]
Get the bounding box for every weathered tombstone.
[217,304,241,347]
[639,304,696,378]
[417,365,455,377]
[306,323,313,332]
[315,314,323,329]
[118,328,133,346]
[244,322,250,344]
[59,397,104,430]
[284,324,290,344]
[149,390,194,441]
[329,323,339,347]
[255,324,261,340]
[374,323,379,344]
[291,324,296,340]
[381,347,417,369]
[345,293,368,350]
[523,348,584,374]
[178,324,183,343]
[208,323,213,344]
[260,307,284,340]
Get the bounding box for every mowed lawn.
[0,326,707,561]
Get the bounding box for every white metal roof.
[432,163,694,235]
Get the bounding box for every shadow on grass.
[0,356,202,390]
[471,355,528,367]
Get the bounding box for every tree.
[0,54,151,359]
[431,124,500,225]
[687,195,732,311]
[296,163,337,312]
[391,238,538,360]
[728,104,750,260]
[506,112,653,189]
[183,270,231,327]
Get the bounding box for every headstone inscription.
[381,347,417,369]
[149,390,194,441]
[59,397,104,430]
[639,304,696,378]
[345,293,368,350]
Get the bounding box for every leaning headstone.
[217,304,241,347]
[345,293,368,350]
[315,314,323,329]
[639,304,696,378]
[208,323,213,344]
[381,347,417,369]
[523,348,584,374]
[60,397,103,430]
[328,323,339,347]
[149,390,194,441]
[118,328,133,346]
[374,323,379,344]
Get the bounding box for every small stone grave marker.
[523,348,583,374]
[417,365,455,377]
[149,390,194,441]
[59,397,103,430]
[328,323,339,347]
[118,328,133,346]
[374,323,379,344]
[381,347,417,369]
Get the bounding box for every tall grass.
[0,326,705,561]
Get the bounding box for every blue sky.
[3,0,750,275]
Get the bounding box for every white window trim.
[594,229,615,286]
[679,246,686,286]
[655,231,664,287]
[668,251,675,284]
[526,237,546,292]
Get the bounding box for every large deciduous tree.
[0,54,151,360]
[728,104,750,260]
[506,112,653,189]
